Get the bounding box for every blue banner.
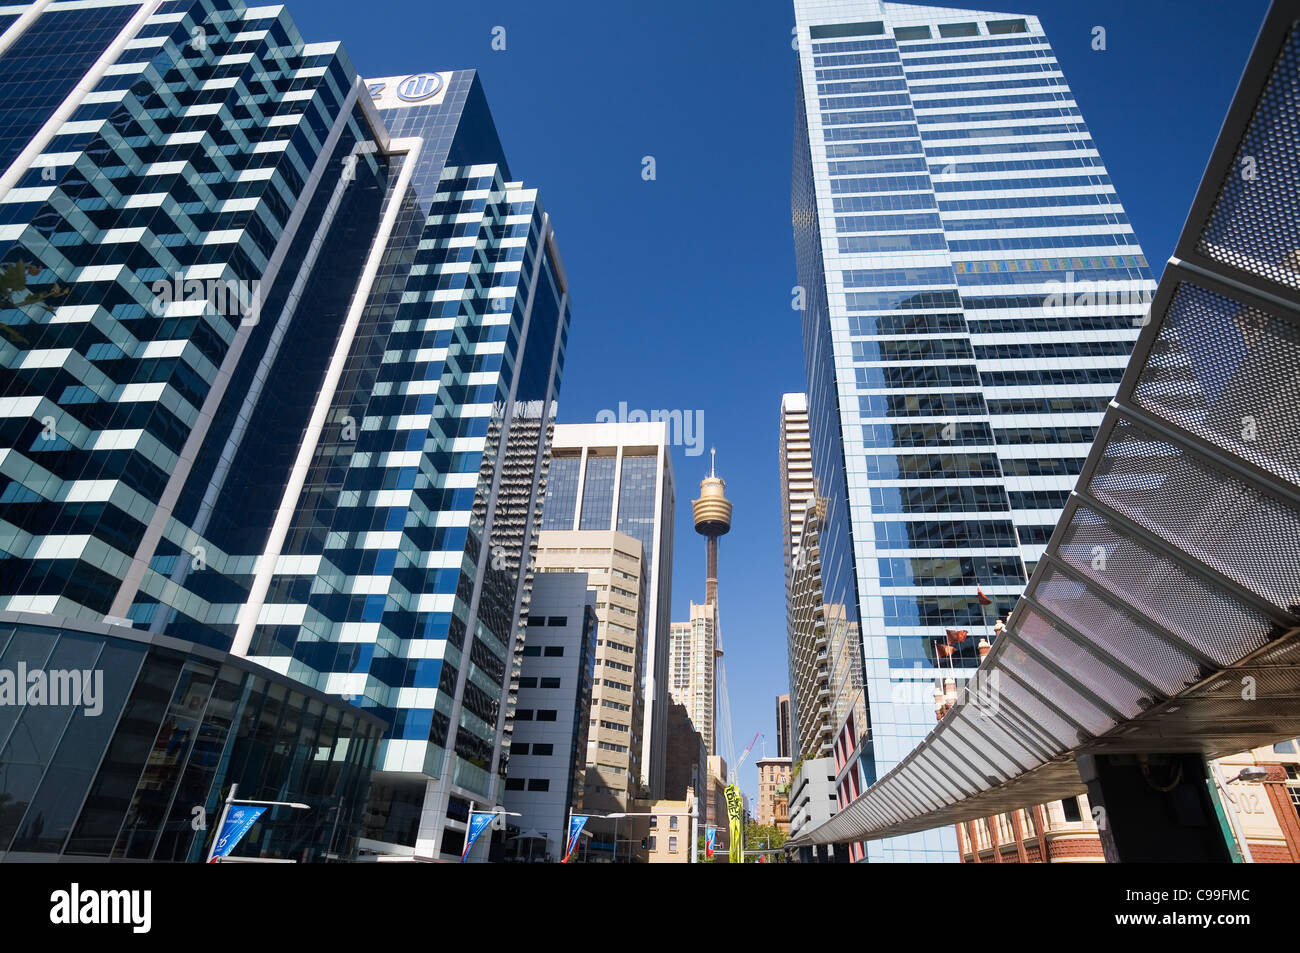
[210,805,266,861]
[705,826,716,858]
[563,814,588,862]
[461,811,494,862]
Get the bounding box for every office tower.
[775,693,792,759]
[668,603,718,754]
[0,0,571,862]
[786,498,842,760]
[779,394,822,759]
[501,572,597,862]
[538,421,675,796]
[533,529,648,822]
[779,394,815,585]
[792,1,1156,861]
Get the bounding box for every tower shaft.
[705,535,718,605]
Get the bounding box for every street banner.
[562,814,588,862]
[725,783,744,865]
[705,826,716,858]
[461,811,494,862]
[209,805,266,862]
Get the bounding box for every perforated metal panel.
[1000,639,1115,738]
[1089,418,1300,612]
[1197,24,1300,291]
[1056,506,1276,665]
[1133,281,1300,487]
[1031,566,1202,695]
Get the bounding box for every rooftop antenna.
[710,446,716,478]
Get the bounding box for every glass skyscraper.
[792,0,1155,861]
[0,0,569,861]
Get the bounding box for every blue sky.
[288,0,1269,806]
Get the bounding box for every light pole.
[205,784,310,863]
[463,803,521,863]
[601,810,694,863]
[1212,763,1269,863]
[690,793,698,865]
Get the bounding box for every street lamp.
[1226,766,1271,784]
[1210,763,1270,863]
[463,804,521,863]
[570,807,698,864]
[205,784,310,863]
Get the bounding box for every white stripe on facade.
[110,78,367,621]
[0,0,163,203]
[229,133,424,657]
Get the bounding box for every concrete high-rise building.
[501,572,597,862]
[789,756,839,861]
[0,0,572,862]
[792,1,1156,861]
[779,394,815,585]
[533,529,648,818]
[668,602,719,754]
[775,693,792,759]
[538,422,675,797]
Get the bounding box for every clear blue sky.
[288,0,1269,807]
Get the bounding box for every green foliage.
[742,820,787,863]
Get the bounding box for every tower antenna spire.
[710,446,716,478]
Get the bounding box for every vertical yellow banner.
[725,783,744,864]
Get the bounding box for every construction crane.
[734,731,762,774]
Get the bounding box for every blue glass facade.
[0,612,382,862]
[793,1,1155,861]
[0,1,569,860]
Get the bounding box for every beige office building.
[534,530,647,813]
[538,422,675,797]
[755,756,792,831]
[669,601,719,755]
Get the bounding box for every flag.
[562,814,588,863]
[460,811,494,863]
[725,784,744,865]
[209,805,266,862]
[976,587,992,606]
[945,628,968,644]
[935,641,954,659]
[705,826,716,858]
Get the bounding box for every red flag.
[945,628,968,645]
[935,641,954,659]
[976,587,992,606]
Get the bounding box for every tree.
[743,820,788,862]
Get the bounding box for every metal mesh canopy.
[794,0,1300,848]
